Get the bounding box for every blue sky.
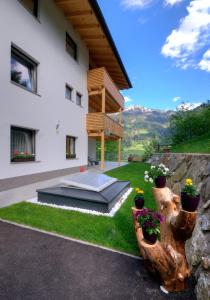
[97,0,210,110]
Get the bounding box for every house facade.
[0,0,131,191]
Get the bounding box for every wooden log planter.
[132,187,197,292]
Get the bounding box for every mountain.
[122,105,174,149]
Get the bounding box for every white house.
[0,0,131,192]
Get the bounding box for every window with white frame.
[11,46,37,93]
[11,126,36,162]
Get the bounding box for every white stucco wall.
[0,0,89,180]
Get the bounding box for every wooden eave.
[54,0,132,90]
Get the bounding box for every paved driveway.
[0,221,196,300]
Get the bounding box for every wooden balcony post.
[119,108,122,125]
[101,131,105,172]
[118,138,121,166]
[102,87,106,113]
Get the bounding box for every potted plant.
[144,164,173,188]
[11,151,35,162]
[135,208,164,244]
[134,188,145,209]
[181,178,200,212]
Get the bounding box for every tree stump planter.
[132,187,197,293]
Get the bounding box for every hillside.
[171,132,210,153]
[122,105,173,154]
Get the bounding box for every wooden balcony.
[87,113,123,139]
[88,68,125,113]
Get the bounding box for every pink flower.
[13,150,19,156]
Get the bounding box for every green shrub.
[142,139,158,161]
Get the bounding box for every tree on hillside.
[169,101,210,145]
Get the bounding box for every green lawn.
[171,132,210,154]
[125,143,144,157]
[0,163,155,255]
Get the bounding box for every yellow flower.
[186,178,193,186]
[135,188,140,193]
[137,189,144,195]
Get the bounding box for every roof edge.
[88,0,132,89]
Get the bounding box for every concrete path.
[0,221,196,300]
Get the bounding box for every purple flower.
[152,212,164,223]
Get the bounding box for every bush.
[142,139,158,161]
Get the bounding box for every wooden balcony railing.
[88,68,125,109]
[87,113,123,138]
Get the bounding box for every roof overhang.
[54,0,132,90]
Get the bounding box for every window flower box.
[66,153,76,159]
[11,152,35,163]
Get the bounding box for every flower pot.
[181,192,200,212]
[134,195,144,209]
[155,176,166,188]
[142,227,157,244]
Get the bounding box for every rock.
[204,180,210,201]
[196,272,210,300]
[171,161,187,183]
[200,214,210,232]
[202,257,210,270]
[171,182,181,196]
[203,200,210,210]
[186,222,208,268]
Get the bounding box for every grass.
[125,143,144,156]
[0,163,155,255]
[171,132,210,154]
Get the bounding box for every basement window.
[19,0,39,18]
[66,33,77,61]
[11,126,36,162]
[66,136,77,159]
[11,46,37,93]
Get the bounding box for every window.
[11,46,37,93]
[66,136,76,159]
[76,92,82,106]
[11,126,36,162]
[65,84,73,101]
[66,33,77,61]
[19,0,39,17]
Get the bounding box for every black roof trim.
[88,0,132,89]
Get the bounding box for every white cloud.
[164,0,184,6]
[173,96,181,102]
[198,49,210,71]
[177,102,202,110]
[121,0,154,9]
[161,0,210,70]
[124,96,133,103]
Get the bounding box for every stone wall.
[149,153,210,300]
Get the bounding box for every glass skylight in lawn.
[61,172,117,192]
